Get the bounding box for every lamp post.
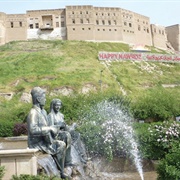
[99,70,103,91]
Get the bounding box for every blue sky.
[0,0,179,27]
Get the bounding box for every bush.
[132,88,179,121]
[0,121,14,137]
[0,166,5,180]
[13,123,28,136]
[11,174,61,180]
[134,121,180,160]
[157,142,180,180]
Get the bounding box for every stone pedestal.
[0,148,39,180]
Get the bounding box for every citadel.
[0,5,179,51]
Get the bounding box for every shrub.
[11,174,61,180]
[157,142,180,180]
[0,121,14,137]
[13,123,28,136]
[0,166,5,180]
[135,121,180,160]
[132,88,179,121]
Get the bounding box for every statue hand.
[50,126,58,135]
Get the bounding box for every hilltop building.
[166,24,180,51]
[0,5,178,51]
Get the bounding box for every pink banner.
[98,52,180,63]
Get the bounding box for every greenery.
[0,40,179,125]
[157,142,180,180]
[11,174,61,180]
[131,87,180,121]
[0,40,179,178]
[0,166,5,180]
[134,121,180,160]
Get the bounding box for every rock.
[19,92,31,103]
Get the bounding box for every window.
[29,24,33,29]
[82,28,84,30]
[72,19,75,24]
[73,28,75,31]
[97,29,100,31]
[61,21,65,27]
[19,21,22,27]
[102,20,105,25]
[108,20,111,25]
[86,11,88,14]
[109,29,111,31]
[80,19,83,24]
[147,28,149,33]
[114,29,117,31]
[87,19,89,23]
[124,22,127,26]
[56,22,59,27]
[138,25,141,31]
[114,20,117,25]
[35,23,39,28]
[11,22,13,28]
[80,11,82,14]
[129,23,132,27]
[72,11,74,14]
[96,20,99,25]
[88,28,91,30]
[103,29,105,31]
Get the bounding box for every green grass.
[0,40,180,122]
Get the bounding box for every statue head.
[31,87,46,107]
[50,99,62,113]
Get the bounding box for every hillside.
[0,40,180,122]
[0,40,180,96]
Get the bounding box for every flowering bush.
[147,121,180,159]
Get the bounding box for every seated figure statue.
[47,98,73,167]
[27,87,71,179]
[47,99,88,165]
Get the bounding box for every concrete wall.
[0,149,38,180]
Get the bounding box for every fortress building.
[0,5,179,51]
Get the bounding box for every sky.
[0,0,179,27]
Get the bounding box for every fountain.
[80,99,144,180]
[0,96,158,179]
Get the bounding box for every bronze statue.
[48,98,88,165]
[47,99,73,167]
[27,87,70,179]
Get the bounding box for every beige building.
[0,5,177,51]
[166,24,180,51]
[151,24,167,50]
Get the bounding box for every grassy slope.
[0,40,180,104]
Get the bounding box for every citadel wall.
[0,6,178,51]
[166,24,180,51]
